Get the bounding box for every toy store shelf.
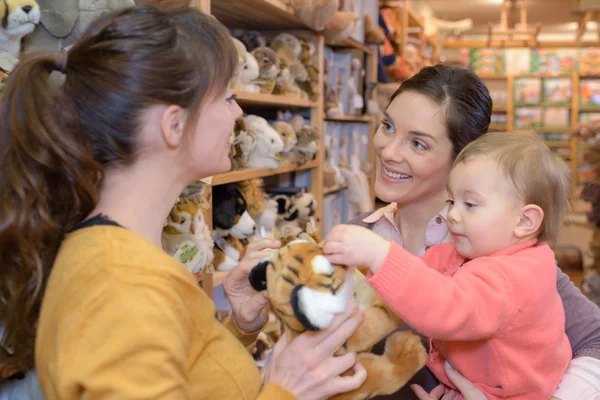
[515,74,572,79]
[579,105,600,112]
[233,91,318,108]
[514,103,571,108]
[479,74,508,80]
[489,124,508,131]
[514,127,572,134]
[326,115,376,123]
[213,160,319,186]
[327,38,374,54]
[492,106,508,112]
[545,140,571,148]
[324,184,349,195]
[211,0,306,30]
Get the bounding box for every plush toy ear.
[249,260,269,291]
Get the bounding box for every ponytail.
[0,52,102,370]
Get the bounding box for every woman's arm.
[553,268,600,399]
[558,267,600,359]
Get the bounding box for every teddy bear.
[245,115,285,169]
[248,224,427,400]
[272,120,298,165]
[251,47,280,94]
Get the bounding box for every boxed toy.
[542,107,570,128]
[514,78,542,105]
[543,78,572,105]
[579,48,600,76]
[514,107,542,128]
[531,49,575,76]
[470,48,504,75]
[579,79,600,107]
[580,112,600,123]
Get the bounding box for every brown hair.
[454,132,571,247]
[0,5,237,370]
[390,64,492,157]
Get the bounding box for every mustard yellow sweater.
[35,225,295,400]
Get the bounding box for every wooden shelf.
[492,106,508,112]
[326,115,376,123]
[324,184,348,195]
[327,38,374,54]
[489,124,508,130]
[579,105,600,112]
[545,140,571,148]
[515,103,572,108]
[212,160,319,186]
[233,91,318,108]
[480,74,508,80]
[211,0,306,30]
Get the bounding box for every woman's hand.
[223,239,280,333]
[412,362,487,400]
[264,303,368,400]
[323,224,390,272]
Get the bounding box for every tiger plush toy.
[249,225,426,400]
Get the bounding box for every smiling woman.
[339,64,600,400]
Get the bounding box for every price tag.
[173,240,205,274]
[200,176,213,185]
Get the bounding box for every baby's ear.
[249,260,269,291]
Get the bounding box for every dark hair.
[0,5,237,370]
[390,64,492,157]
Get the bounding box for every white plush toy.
[245,115,284,169]
[0,0,41,58]
[231,37,260,93]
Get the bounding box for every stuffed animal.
[248,225,427,400]
[245,115,284,169]
[237,178,266,222]
[135,0,190,8]
[272,120,298,165]
[291,0,338,31]
[162,198,214,276]
[231,37,260,93]
[211,184,256,271]
[296,40,320,101]
[364,13,385,45]
[291,124,319,165]
[323,1,359,43]
[230,117,256,170]
[270,190,317,235]
[251,47,280,94]
[233,29,267,52]
[271,33,308,99]
[23,0,134,53]
[0,0,40,57]
[324,58,342,117]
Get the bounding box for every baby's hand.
[323,225,390,272]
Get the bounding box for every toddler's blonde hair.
[454,132,571,247]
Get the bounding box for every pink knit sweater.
[367,239,571,399]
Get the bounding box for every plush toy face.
[1,0,40,37]
[252,47,280,80]
[212,185,256,239]
[292,191,316,218]
[244,115,284,155]
[250,241,351,333]
[296,125,319,154]
[164,200,206,236]
[272,121,298,152]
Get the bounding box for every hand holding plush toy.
[323,224,391,273]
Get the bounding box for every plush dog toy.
[248,225,427,400]
[212,184,257,271]
[0,0,40,57]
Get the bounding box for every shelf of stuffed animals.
[212,159,320,186]
[211,0,307,30]
[326,115,376,123]
[232,91,319,108]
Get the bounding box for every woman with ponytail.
[0,6,366,400]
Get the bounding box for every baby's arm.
[367,242,513,340]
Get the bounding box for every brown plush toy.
[249,225,427,400]
[135,0,190,8]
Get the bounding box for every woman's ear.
[514,204,544,239]
[161,105,187,148]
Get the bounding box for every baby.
[324,132,572,399]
